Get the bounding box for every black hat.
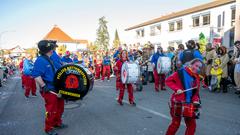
[38,40,56,54]
[234,41,240,46]
[186,40,196,49]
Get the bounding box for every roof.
[43,25,74,42]
[125,0,235,31]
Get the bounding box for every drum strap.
[41,55,56,73]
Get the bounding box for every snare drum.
[157,57,171,74]
[171,102,199,118]
[121,62,140,84]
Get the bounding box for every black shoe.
[130,102,136,106]
[46,129,58,135]
[54,123,68,129]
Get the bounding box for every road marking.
[96,86,185,126]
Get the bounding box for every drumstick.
[175,86,198,95]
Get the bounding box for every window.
[150,26,156,36]
[136,29,144,38]
[217,15,221,32]
[231,8,236,26]
[156,25,161,32]
[141,29,145,37]
[136,30,140,37]
[169,22,175,31]
[203,14,210,25]
[222,11,225,26]
[176,20,182,30]
[193,17,200,27]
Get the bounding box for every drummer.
[114,50,136,106]
[32,40,67,135]
[151,46,166,91]
[165,58,202,135]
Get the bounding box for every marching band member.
[113,47,122,62]
[61,50,73,64]
[180,40,203,66]
[102,51,111,81]
[151,46,166,91]
[73,54,79,64]
[114,50,136,106]
[165,58,202,135]
[23,54,37,98]
[94,55,102,80]
[32,40,67,135]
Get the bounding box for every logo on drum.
[65,74,79,89]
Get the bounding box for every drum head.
[121,62,128,84]
[54,64,90,101]
[157,57,162,74]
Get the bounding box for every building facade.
[125,0,236,50]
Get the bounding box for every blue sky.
[0,0,211,49]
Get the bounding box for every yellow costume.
[210,58,223,90]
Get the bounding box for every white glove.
[176,89,184,94]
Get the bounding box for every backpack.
[182,49,194,64]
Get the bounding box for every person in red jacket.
[165,58,202,135]
[114,50,136,106]
[94,55,102,80]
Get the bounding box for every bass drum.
[54,64,94,101]
[157,57,171,74]
[121,62,140,84]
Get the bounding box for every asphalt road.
[0,76,240,135]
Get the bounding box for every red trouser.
[21,74,26,87]
[153,69,166,90]
[41,92,64,132]
[95,64,102,79]
[118,83,134,103]
[102,65,111,80]
[166,108,196,135]
[24,76,36,97]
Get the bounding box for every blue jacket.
[166,52,174,60]
[23,59,34,76]
[61,56,73,63]
[113,51,120,62]
[73,58,79,63]
[103,56,111,65]
[128,54,134,61]
[50,51,62,70]
[151,52,165,68]
[180,49,203,62]
[32,56,56,91]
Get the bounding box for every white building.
[44,25,89,52]
[125,0,236,50]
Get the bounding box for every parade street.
[0,76,240,135]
